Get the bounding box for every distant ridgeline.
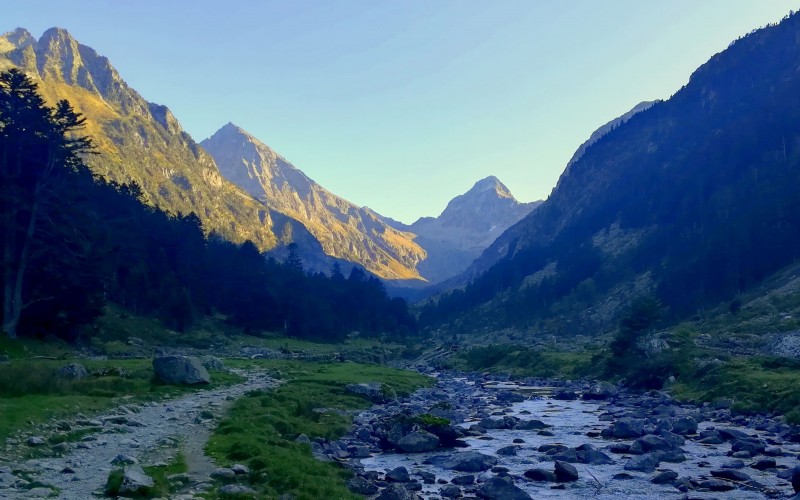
[420,11,800,336]
[0,69,416,341]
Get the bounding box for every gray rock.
[376,483,416,500]
[582,381,618,400]
[554,460,579,482]
[732,438,765,455]
[624,454,660,472]
[385,466,410,482]
[345,382,388,403]
[111,454,138,465]
[451,475,474,485]
[576,443,613,465]
[347,476,378,495]
[612,418,645,438]
[513,419,549,430]
[696,479,735,492]
[211,467,236,482]
[553,389,578,400]
[26,436,46,447]
[218,484,257,497]
[524,468,556,482]
[651,470,678,484]
[201,355,225,371]
[446,451,498,472]
[231,464,249,475]
[711,469,751,482]
[669,416,698,435]
[791,465,800,493]
[118,464,154,496]
[397,430,440,453]
[476,476,532,500]
[496,445,518,456]
[55,363,88,380]
[152,355,210,385]
[440,484,462,498]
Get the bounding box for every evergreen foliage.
[0,70,416,342]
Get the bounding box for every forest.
[0,68,416,343]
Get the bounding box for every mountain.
[563,100,656,172]
[389,176,540,283]
[0,27,289,250]
[420,11,800,335]
[200,123,426,280]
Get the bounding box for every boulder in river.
[385,466,410,482]
[612,418,645,438]
[376,483,416,500]
[347,476,379,495]
[152,355,209,385]
[476,476,532,500]
[669,416,698,435]
[554,461,579,482]
[582,381,618,400]
[397,430,440,453]
[624,454,660,472]
[445,451,498,472]
[524,468,556,482]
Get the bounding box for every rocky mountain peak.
[0,28,34,53]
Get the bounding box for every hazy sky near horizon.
[4,1,798,223]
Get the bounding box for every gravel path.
[0,369,276,499]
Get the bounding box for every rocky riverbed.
[0,368,277,499]
[328,372,800,499]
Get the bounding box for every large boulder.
[152,355,210,385]
[669,416,698,435]
[612,418,646,438]
[476,476,532,500]
[397,431,440,453]
[56,363,88,380]
[554,461,579,482]
[582,381,618,400]
[446,451,498,472]
[345,382,388,403]
[118,465,154,496]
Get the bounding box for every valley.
[2,5,800,500]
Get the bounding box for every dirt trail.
[0,369,276,499]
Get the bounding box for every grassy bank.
[206,360,432,499]
[449,344,596,379]
[0,357,242,442]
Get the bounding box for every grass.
[206,360,432,499]
[670,356,800,423]
[0,358,243,443]
[450,344,596,379]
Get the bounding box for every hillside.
[201,123,426,280]
[0,27,294,250]
[421,11,800,336]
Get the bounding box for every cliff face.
[201,123,426,280]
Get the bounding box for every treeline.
[419,11,800,334]
[0,69,415,342]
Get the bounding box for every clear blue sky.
[4,1,798,223]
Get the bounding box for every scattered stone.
[669,417,698,435]
[345,383,389,403]
[651,470,678,484]
[201,355,225,371]
[347,476,378,495]
[26,436,46,447]
[385,466,410,482]
[582,381,618,400]
[750,458,776,470]
[696,479,735,492]
[111,454,138,465]
[612,418,645,438]
[152,355,210,385]
[231,464,249,475]
[624,454,660,473]
[451,474,474,485]
[514,419,549,430]
[554,460,579,482]
[218,484,257,497]
[711,469,751,482]
[56,363,88,380]
[376,483,416,500]
[210,467,236,482]
[525,468,556,482]
[496,445,517,456]
[397,430,440,453]
[446,451,498,472]
[553,389,578,400]
[440,483,461,498]
[118,464,154,496]
[476,476,532,500]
